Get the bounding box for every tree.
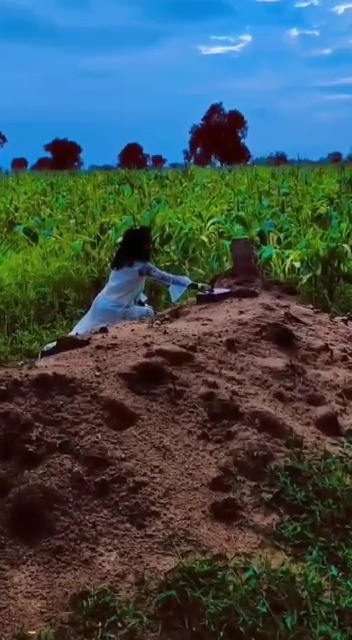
[11,157,28,171]
[185,102,251,167]
[327,151,343,164]
[150,154,166,169]
[267,151,289,166]
[0,131,7,148]
[43,137,83,170]
[118,142,149,169]
[31,157,54,171]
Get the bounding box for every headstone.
[231,238,260,279]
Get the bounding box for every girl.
[41,226,210,355]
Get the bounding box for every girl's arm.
[138,263,195,288]
[138,263,203,303]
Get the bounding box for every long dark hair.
[111,226,153,270]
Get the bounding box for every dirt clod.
[102,397,139,431]
[0,471,12,499]
[264,322,296,349]
[120,359,174,393]
[208,474,233,493]
[6,482,59,542]
[204,396,242,424]
[29,372,79,399]
[0,385,13,402]
[210,496,241,523]
[233,448,274,482]
[315,408,343,437]
[305,391,326,407]
[224,337,237,352]
[153,345,195,366]
[249,409,288,439]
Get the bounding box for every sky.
[0,0,352,167]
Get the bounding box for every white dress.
[41,262,192,353]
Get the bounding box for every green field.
[1,166,352,361]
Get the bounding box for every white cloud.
[295,1,319,6]
[199,34,252,55]
[332,4,352,14]
[287,27,320,37]
[209,36,236,42]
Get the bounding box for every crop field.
[1,165,352,364]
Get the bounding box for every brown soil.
[1,283,352,636]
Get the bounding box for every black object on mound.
[196,287,232,304]
[40,335,91,359]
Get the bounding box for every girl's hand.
[197,283,212,293]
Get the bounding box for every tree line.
[0,103,351,171]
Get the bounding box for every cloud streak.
[198,34,252,55]
[332,4,352,15]
[295,1,319,7]
[287,27,320,36]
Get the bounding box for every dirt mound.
[1,286,352,635]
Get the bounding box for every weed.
[267,445,352,571]
[68,586,148,638]
[154,555,352,639]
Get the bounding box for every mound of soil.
[1,282,352,635]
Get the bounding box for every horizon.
[0,0,352,168]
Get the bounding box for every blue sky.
[0,0,352,167]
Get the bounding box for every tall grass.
[1,166,352,361]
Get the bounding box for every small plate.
[196,287,232,304]
[211,287,231,295]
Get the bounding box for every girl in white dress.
[41,226,210,355]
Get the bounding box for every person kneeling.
[41,225,210,357]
